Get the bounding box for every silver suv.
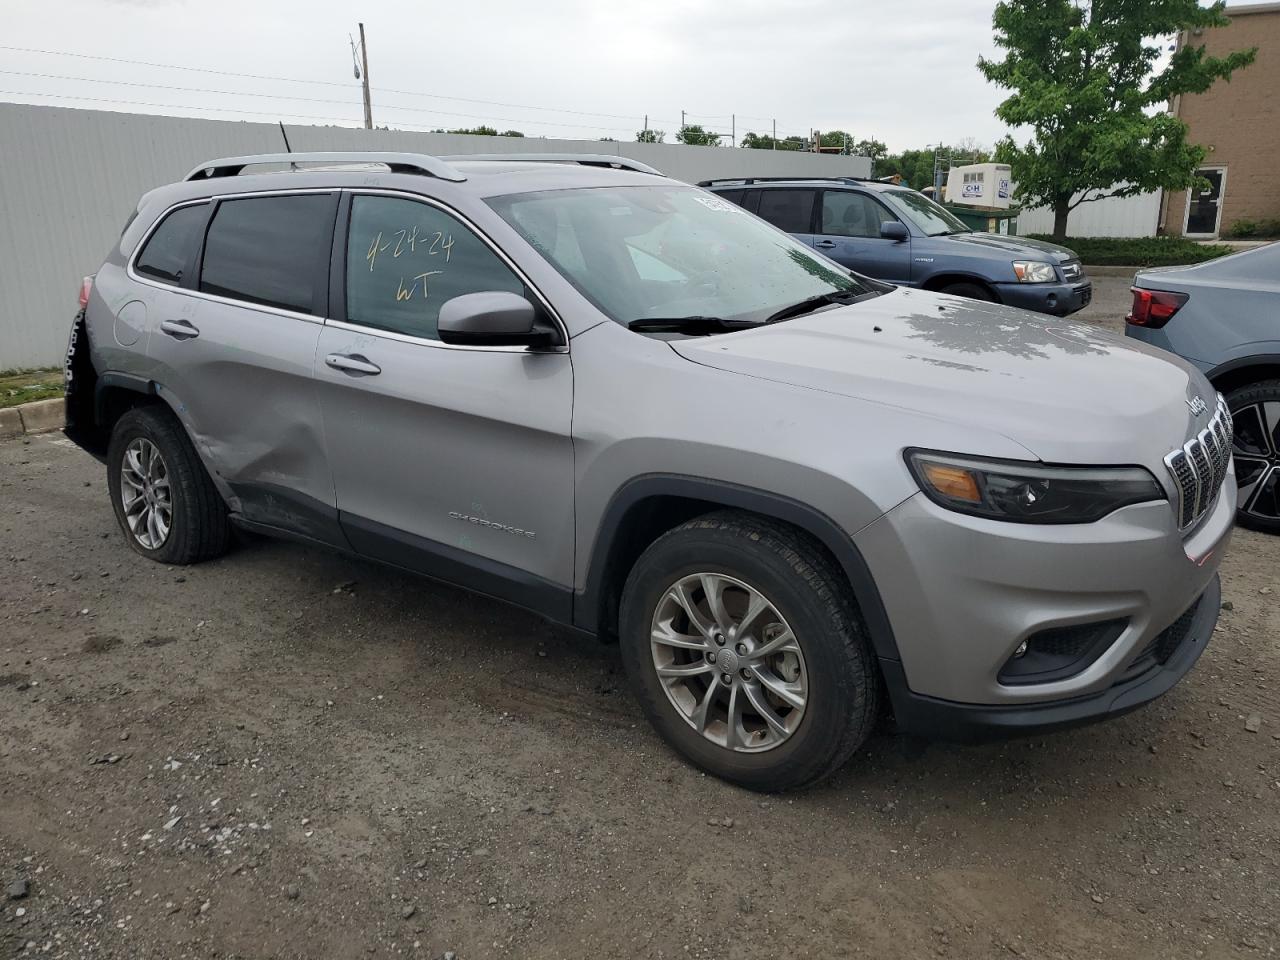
[65,152,1234,790]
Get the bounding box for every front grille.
[1165,397,1232,529]
[1124,596,1202,678]
[1060,260,1083,281]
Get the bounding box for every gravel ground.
[2,277,1278,960]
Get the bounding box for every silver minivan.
[65,152,1234,790]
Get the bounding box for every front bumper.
[854,471,1234,734]
[994,279,1092,316]
[882,574,1219,741]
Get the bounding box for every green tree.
[675,124,722,147]
[851,138,888,163]
[636,128,666,143]
[979,0,1256,240]
[445,125,525,137]
[740,132,808,151]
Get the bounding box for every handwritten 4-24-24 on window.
[366,226,454,302]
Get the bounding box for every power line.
[0,70,651,133]
[0,89,365,125]
[0,44,835,144]
[0,45,681,126]
[0,45,358,89]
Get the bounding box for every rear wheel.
[619,512,879,791]
[939,281,995,302]
[107,406,231,564]
[1226,380,1280,533]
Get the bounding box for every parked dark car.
[702,177,1092,316]
[1124,241,1280,531]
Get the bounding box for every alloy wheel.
[119,437,173,549]
[1231,400,1280,524]
[650,572,807,753]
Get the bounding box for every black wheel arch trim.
[1205,354,1280,387]
[575,473,902,662]
[94,371,159,422]
[920,271,1002,295]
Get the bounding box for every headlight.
[1012,260,1057,283]
[905,450,1164,523]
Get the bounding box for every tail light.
[1126,286,1188,328]
[78,276,94,310]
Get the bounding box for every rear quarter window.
[134,203,209,285]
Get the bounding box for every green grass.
[0,368,63,410]
[1027,235,1233,267]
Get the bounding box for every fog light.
[1013,640,1028,658]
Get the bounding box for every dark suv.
[703,177,1091,316]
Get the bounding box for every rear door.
[314,191,575,617]
[813,190,912,283]
[140,190,342,543]
[753,189,817,247]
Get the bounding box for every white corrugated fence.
[0,103,872,369]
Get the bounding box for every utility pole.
[681,109,686,130]
[772,119,776,149]
[731,114,735,148]
[357,23,373,129]
[643,114,648,140]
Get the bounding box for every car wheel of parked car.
[107,406,231,564]
[1226,380,1280,533]
[940,281,994,303]
[619,511,880,791]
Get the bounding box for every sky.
[2,0,1012,152]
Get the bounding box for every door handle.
[814,240,837,249]
[160,318,200,340]
[325,353,381,376]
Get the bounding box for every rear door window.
[755,190,816,233]
[134,203,209,285]
[199,194,336,314]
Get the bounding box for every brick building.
[1160,2,1280,237]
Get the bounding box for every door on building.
[1184,167,1227,237]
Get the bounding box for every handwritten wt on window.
[366,226,455,302]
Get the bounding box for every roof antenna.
[279,122,297,171]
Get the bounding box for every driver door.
[314,192,576,617]
[813,190,913,284]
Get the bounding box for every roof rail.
[445,153,664,176]
[184,152,467,183]
[696,176,872,187]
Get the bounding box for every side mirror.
[880,221,909,242]
[437,292,555,347]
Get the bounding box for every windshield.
[488,185,885,327]
[884,189,971,237]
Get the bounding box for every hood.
[940,232,1078,262]
[670,287,1215,473]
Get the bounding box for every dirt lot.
[2,280,1278,960]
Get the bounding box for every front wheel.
[939,281,995,303]
[619,512,879,791]
[1227,380,1280,533]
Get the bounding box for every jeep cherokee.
[64,152,1233,790]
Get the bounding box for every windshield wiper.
[627,315,758,335]
[763,290,864,325]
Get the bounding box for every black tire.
[1225,379,1280,534]
[939,281,995,303]
[106,405,231,564]
[618,511,880,791]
